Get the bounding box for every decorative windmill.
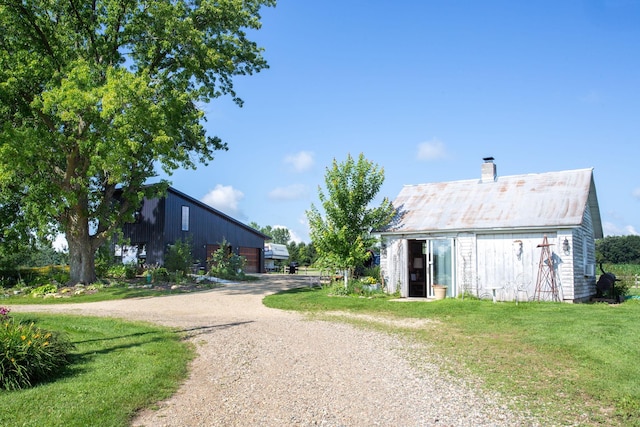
[534,235,560,302]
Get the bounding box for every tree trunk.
[63,197,98,285]
[67,232,97,285]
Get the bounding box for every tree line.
[596,235,640,264]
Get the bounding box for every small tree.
[306,153,395,285]
[208,239,246,280]
[164,238,196,274]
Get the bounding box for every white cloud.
[284,151,314,173]
[626,225,639,235]
[201,184,244,217]
[633,187,640,200]
[270,224,304,244]
[417,139,446,161]
[603,221,639,236]
[268,184,308,201]
[288,229,304,243]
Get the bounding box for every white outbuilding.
[377,158,603,302]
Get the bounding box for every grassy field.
[264,286,640,427]
[2,264,638,425]
[0,313,193,427]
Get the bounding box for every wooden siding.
[120,188,266,271]
[381,229,594,302]
[475,232,565,301]
[239,247,260,273]
[381,238,407,295]
[205,244,260,273]
[457,233,475,296]
[572,207,598,301]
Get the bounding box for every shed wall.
[381,229,592,302]
[571,207,598,301]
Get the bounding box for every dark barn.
[120,187,267,273]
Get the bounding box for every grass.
[1,286,177,304]
[0,275,263,305]
[264,286,640,426]
[0,313,193,427]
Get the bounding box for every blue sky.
[162,0,640,243]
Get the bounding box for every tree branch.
[14,3,60,71]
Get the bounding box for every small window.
[181,206,190,231]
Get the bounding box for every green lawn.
[1,282,225,304]
[264,287,640,427]
[0,313,193,427]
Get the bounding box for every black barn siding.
[121,187,266,272]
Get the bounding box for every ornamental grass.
[1,307,75,390]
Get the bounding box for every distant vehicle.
[264,243,289,272]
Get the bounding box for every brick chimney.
[481,157,496,183]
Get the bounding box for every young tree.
[306,153,395,284]
[0,1,275,284]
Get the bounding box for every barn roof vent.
[481,157,497,183]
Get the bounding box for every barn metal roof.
[381,168,603,238]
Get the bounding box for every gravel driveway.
[9,275,539,426]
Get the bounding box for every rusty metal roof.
[382,168,603,237]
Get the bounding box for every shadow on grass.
[71,320,255,347]
[177,321,254,338]
[13,317,255,389]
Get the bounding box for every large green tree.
[0,0,275,284]
[596,235,640,264]
[306,153,395,283]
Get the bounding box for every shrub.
[164,238,196,274]
[105,264,126,279]
[51,268,70,284]
[150,267,170,282]
[361,265,381,282]
[124,263,138,279]
[328,277,384,297]
[30,283,58,297]
[105,263,138,280]
[359,276,378,285]
[328,280,353,296]
[208,240,246,280]
[0,266,70,288]
[0,309,75,390]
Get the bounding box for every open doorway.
[408,239,455,298]
[408,240,426,297]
